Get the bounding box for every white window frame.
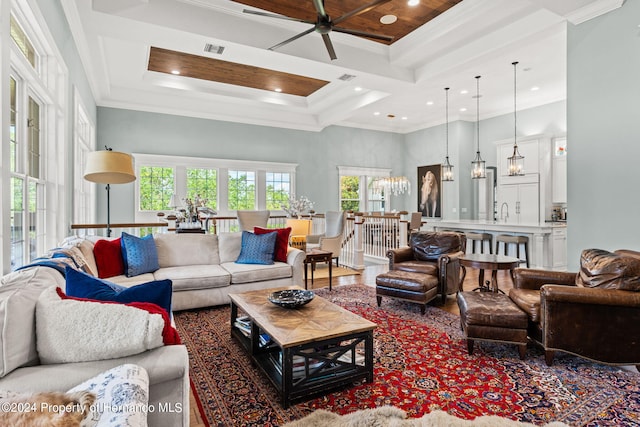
[2,1,68,273]
[72,88,95,225]
[337,166,391,212]
[133,153,297,222]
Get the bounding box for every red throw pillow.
[93,238,125,278]
[254,227,291,263]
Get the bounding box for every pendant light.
[442,87,454,181]
[471,75,486,179]
[507,61,524,176]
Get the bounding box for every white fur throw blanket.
[36,287,165,364]
[283,406,570,427]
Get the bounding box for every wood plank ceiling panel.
[234,0,464,44]
[147,47,330,97]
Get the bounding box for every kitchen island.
[425,219,567,271]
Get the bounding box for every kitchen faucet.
[500,202,509,222]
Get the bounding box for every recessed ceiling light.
[380,15,397,24]
[460,107,467,112]
[531,86,540,91]
[401,116,408,120]
[460,89,468,94]
[274,88,282,92]
[426,101,434,106]
[408,0,420,5]
[171,70,180,75]
[374,112,380,116]
[354,86,363,92]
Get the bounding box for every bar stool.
[465,232,493,254]
[495,234,530,267]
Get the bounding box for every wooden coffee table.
[459,253,522,293]
[229,287,376,408]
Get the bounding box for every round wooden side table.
[459,253,522,293]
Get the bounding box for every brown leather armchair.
[386,231,466,304]
[510,248,640,367]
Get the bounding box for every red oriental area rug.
[173,284,640,427]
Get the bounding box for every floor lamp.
[84,148,136,237]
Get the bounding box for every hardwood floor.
[188,262,515,426]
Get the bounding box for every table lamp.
[84,147,136,237]
[285,218,312,250]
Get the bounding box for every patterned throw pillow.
[65,267,173,315]
[68,364,150,427]
[121,233,159,277]
[235,231,277,265]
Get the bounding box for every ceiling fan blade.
[243,9,315,25]
[332,26,394,42]
[332,0,391,26]
[312,0,328,18]
[268,27,316,51]
[322,34,337,60]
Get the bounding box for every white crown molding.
[565,0,625,25]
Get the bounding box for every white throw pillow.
[35,287,165,364]
[68,364,149,427]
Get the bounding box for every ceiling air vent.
[204,43,225,55]
[338,74,357,81]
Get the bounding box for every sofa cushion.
[36,287,179,364]
[577,248,640,290]
[76,239,98,277]
[121,233,159,277]
[93,237,125,278]
[154,233,220,267]
[222,261,292,284]
[410,231,465,261]
[153,265,231,291]
[218,232,242,263]
[101,273,156,288]
[508,288,542,323]
[235,231,277,265]
[254,227,291,262]
[0,267,63,378]
[391,260,438,276]
[68,364,149,427]
[65,267,173,315]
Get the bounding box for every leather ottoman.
[457,291,528,360]
[376,271,439,315]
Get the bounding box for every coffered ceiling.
[61,0,624,133]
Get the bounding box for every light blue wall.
[404,100,566,221]
[567,0,640,270]
[97,108,404,221]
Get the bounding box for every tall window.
[139,166,174,210]
[186,168,217,210]
[266,172,290,210]
[338,166,391,213]
[340,176,360,211]
[72,92,95,224]
[228,170,256,210]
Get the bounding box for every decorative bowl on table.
[268,289,314,309]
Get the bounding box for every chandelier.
[442,87,454,181]
[507,61,525,176]
[372,176,411,196]
[471,75,486,179]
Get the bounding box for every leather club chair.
[510,248,640,367]
[383,231,466,305]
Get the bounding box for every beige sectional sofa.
[0,231,305,426]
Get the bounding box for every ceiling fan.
[243,0,394,60]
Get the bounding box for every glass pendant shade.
[471,75,486,179]
[507,61,525,176]
[442,87,454,181]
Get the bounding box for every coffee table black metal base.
[230,300,374,408]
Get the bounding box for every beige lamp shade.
[84,150,136,184]
[286,218,312,237]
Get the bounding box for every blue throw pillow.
[121,232,159,277]
[64,266,172,315]
[236,231,277,265]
